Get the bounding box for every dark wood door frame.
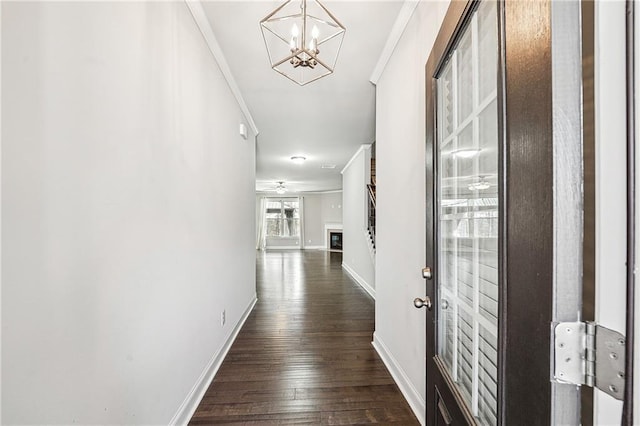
[624,0,636,423]
[425,1,555,424]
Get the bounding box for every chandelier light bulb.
[289,24,299,51]
[308,25,319,52]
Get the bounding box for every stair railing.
[367,183,376,246]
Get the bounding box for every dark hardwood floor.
[189,250,419,425]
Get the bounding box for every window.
[436,1,499,423]
[265,199,300,237]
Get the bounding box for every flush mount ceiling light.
[468,177,491,191]
[275,182,287,194]
[452,148,481,159]
[260,0,346,86]
[290,156,306,164]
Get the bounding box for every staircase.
[367,156,376,252]
[365,228,376,259]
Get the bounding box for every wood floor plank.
[189,250,419,425]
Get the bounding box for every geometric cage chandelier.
[260,0,346,86]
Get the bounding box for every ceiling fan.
[256,180,305,194]
[274,181,287,194]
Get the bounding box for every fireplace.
[329,231,343,251]
[324,223,343,252]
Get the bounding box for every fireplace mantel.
[324,223,343,252]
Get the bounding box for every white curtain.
[299,196,305,249]
[256,197,267,250]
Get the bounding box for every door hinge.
[553,321,626,400]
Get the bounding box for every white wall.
[373,2,449,423]
[341,145,375,297]
[302,192,342,248]
[265,236,300,248]
[2,2,256,424]
[593,1,627,422]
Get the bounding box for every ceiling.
[200,1,405,193]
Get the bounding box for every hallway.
[189,250,419,424]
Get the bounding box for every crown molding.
[369,0,420,85]
[185,0,259,136]
[256,189,343,196]
[305,189,343,194]
[341,144,372,175]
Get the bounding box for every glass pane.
[478,0,498,102]
[478,324,498,425]
[282,200,300,237]
[440,296,456,372]
[440,61,455,141]
[457,29,474,124]
[479,99,498,180]
[457,308,474,402]
[265,201,283,237]
[436,1,498,424]
[457,123,475,181]
[264,199,301,238]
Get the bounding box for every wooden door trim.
[624,0,636,422]
[425,1,473,80]
[501,1,554,423]
[433,356,477,425]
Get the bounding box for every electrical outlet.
[221,309,226,326]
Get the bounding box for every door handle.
[414,296,432,310]
[422,267,433,280]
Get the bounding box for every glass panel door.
[436,1,499,424]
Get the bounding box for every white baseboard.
[303,245,325,250]
[169,296,258,425]
[372,333,425,425]
[265,246,301,250]
[342,262,375,299]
